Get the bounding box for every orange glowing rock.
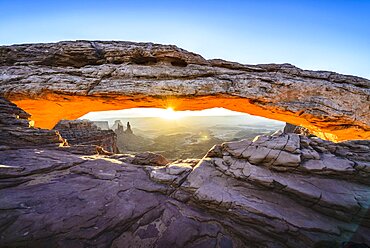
[10,93,369,142]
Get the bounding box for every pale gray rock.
[181,134,370,247]
[0,150,244,248]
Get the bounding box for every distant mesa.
[111,120,134,135]
[54,119,119,153]
[93,121,110,130]
[110,120,150,153]
[111,120,122,131]
[126,121,133,134]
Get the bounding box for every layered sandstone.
[0,97,64,149]
[0,41,369,141]
[53,119,119,153]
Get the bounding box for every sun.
[161,107,182,120]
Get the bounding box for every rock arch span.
[0,41,369,141]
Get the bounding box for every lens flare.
[161,107,182,120]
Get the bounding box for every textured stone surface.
[131,152,169,166]
[0,97,115,155]
[0,150,245,248]
[283,123,312,136]
[0,41,369,141]
[0,132,369,247]
[53,119,118,153]
[178,133,370,247]
[0,97,64,149]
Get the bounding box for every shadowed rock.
[283,123,312,136]
[0,97,64,149]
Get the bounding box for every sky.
[0,0,369,79]
[82,107,244,119]
[80,107,284,125]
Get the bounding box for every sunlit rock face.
[283,123,312,136]
[0,41,369,141]
[53,119,119,153]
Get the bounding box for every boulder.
[132,152,170,166]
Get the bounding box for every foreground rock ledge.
[0,98,369,247]
[1,41,370,141]
[0,133,369,247]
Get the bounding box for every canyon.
[0,41,369,248]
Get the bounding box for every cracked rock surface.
[0,98,369,247]
[0,150,245,248]
[0,133,369,247]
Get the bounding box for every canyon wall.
[54,119,119,153]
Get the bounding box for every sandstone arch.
[1,41,369,141]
